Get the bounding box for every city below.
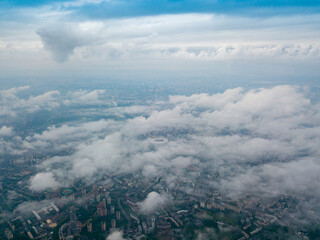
[0,159,318,240]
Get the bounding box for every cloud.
[138,192,168,214]
[0,87,60,114]
[161,43,320,60]
[14,199,56,215]
[1,5,320,86]
[22,90,61,112]
[220,156,320,198]
[0,126,13,136]
[29,172,61,192]
[5,85,320,219]
[0,87,113,126]
[64,89,106,105]
[0,86,30,98]
[32,119,110,141]
[106,230,125,240]
[49,87,319,200]
[13,197,75,216]
[37,24,103,62]
[27,13,320,64]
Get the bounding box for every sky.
[0,0,320,89]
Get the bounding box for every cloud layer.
[1,85,320,217]
[34,14,320,63]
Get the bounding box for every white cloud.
[138,192,168,214]
[34,86,318,179]
[36,24,102,62]
[65,89,106,105]
[0,126,13,136]
[106,230,125,240]
[8,13,318,63]
[0,86,30,99]
[29,172,60,192]
[220,156,320,200]
[32,119,110,141]
[0,86,112,122]
[22,90,61,112]
[143,165,159,177]
[7,85,320,217]
[0,87,60,114]
[1,12,320,83]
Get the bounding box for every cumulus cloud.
[23,91,61,112]
[64,89,106,105]
[220,156,320,198]
[0,87,123,157]
[29,172,60,192]
[9,119,116,160]
[0,86,60,114]
[0,86,30,98]
[5,85,320,217]
[0,126,13,136]
[37,23,103,62]
[0,86,112,131]
[138,192,169,214]
[106,230,125,240]
[31,119,110,141]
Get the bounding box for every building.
[101,221,106,231]
[116,211,121,220]
[151,216,156,229]
[5,229,13,240]
[97,199,107,217]
[111,219,116,228]
[111,205,115,214]
[82,189,86,197]
[86,222,92,232]
[96,194,101,202]
[32,210,41,221]
[50,202,59,212]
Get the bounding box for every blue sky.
[0,0,319,89]
[2,0,320,18]
[3,0,320,9]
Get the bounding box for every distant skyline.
[0,0,319,88]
